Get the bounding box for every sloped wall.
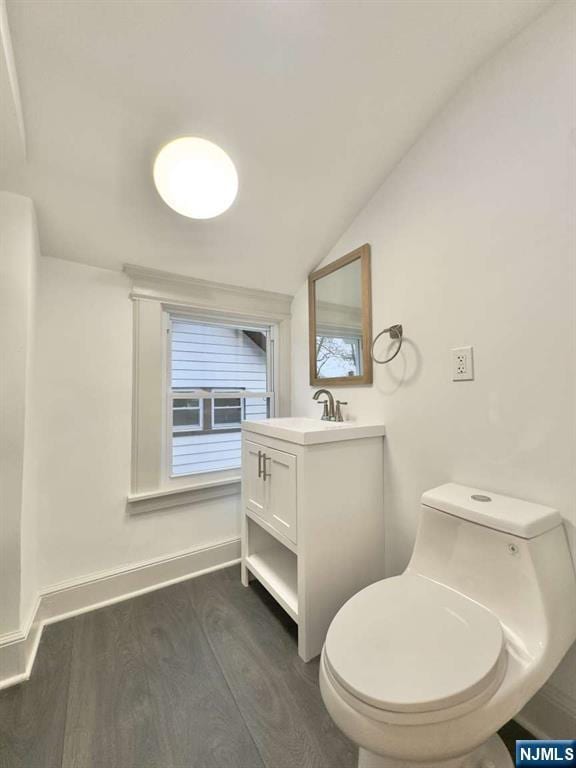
[292,1,575,737]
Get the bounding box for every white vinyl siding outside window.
[169,317,273,477]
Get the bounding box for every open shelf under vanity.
[244,520,298,621]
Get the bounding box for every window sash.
[211,389,244,429]
[212,408,243,430]
[171,390,274,400]
[167,315,274,479]
[172,398,203,433]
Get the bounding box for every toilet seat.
[324,574,506,716]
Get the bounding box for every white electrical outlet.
[452,346,474,381]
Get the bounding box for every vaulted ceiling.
[2,0,551,293]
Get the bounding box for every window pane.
[173,409,200,427]
[214,407,242,426]
[170,318,272,476]
[171,321,268,393]
[213,397,241,407]
[173,398,199,409]
[172,433,241,475]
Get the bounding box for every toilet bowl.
[319,484,576,768]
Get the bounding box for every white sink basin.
[242,416,386,445]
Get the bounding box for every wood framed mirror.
[308,244,372,386]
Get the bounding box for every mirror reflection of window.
[314,259,363,379]
[315,335,362,378]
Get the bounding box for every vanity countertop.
[242,417,386,445]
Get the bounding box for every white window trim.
[124,265,291,513]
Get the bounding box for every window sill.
[127,476,241,515]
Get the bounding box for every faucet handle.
[316,399,330,421]
[335,401,348,422]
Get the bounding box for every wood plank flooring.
[0,565,532,768]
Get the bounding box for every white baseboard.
[515,680,576,740]
[0,594,43,688]
[0,538,240,690]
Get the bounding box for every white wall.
[35,256,241,589]
[0,0,26,164]
[292,1,576,730]
[0,191,38,635]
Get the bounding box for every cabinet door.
[243,440,266,519]
[265,447,297,543]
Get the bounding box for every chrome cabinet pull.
[257,450,263,478]
[262,453,271,481]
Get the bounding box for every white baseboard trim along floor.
[0,537,241,690]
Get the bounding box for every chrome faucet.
[312,389,347,422]
[313,388,334,420]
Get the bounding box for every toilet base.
[358,734,514,768]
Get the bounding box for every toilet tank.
[408,484,576,666]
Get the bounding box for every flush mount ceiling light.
[153,137,238,219]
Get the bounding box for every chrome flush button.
[471,494,492,502]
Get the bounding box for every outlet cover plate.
[452,346,474,381]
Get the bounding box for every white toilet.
[320,483,576,768]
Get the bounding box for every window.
[172,398,202,432]
[126,265,290,512]
[212,391,243,429]
[169,316,273,477]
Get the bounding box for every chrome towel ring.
[371,324,403,364]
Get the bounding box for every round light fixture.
[153,137,238,219]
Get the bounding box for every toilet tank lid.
[421,483,562,539]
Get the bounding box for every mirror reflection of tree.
[316,335,359,377]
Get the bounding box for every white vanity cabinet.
[243,440,298,543]
[241,417,386,662]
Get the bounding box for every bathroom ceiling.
[3,0,550,294]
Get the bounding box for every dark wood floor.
[0,565,532,768]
